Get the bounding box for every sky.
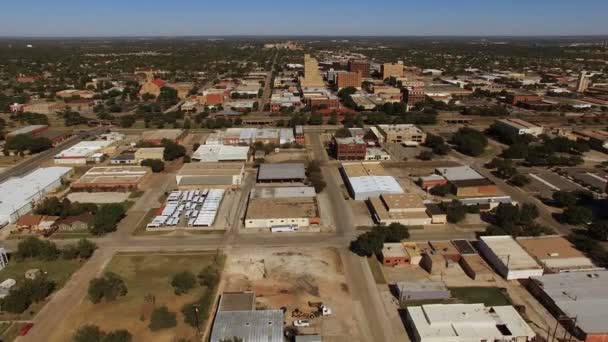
[1,0,607,37]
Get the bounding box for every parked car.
[19,323,34,336]
[293,320,310,327]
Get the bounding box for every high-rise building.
[349,60,371,78]
[300,54,325,88]
[336,72,362,89]
[382,62,404,80]
[577,71,590,93]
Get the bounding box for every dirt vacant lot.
[49,252,220,342]
[222,248,365,342]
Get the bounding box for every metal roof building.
[250,186,316,199]
[529,270,608,341]
[435,166,484,181]
[192,144,250,162]
[257,163,306,182]
[0,167,73,226]
[210,292,283,342]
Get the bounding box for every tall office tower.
[382,62,405,80]
[577,71,590,93]
[300,54,325,88]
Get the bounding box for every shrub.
[171,271,196,295]
[149,306,177,331]
[141,159,165,173]
[88,272,128,304]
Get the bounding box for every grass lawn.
[449,287,512,306]
[48,252,222,342]
[367,257,387,285]
[0,258,83,320]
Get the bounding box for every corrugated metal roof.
[210,310,284,342]
[258,163,306,181]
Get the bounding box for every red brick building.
[405,87,425,108]
[336,72,362,89]
[348,60,371,78]
[307,97,340,110]
[333,137,367,160]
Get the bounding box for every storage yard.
[146,189,225,230]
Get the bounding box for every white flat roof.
[349,176,404,195]
[192,145,249,162]
[0,167,73,224]
[480,236,542,271]
[407,304,535,341]
[435,166,484,182]
[55,140,113,158]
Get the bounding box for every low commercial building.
[257,163,306,183]
[295,126,305,145]
[134,147,165,162]
[176,162,244,189]
[54,140,116,165]
[516,236,596,273]
[403,242,423,265]
[72,166,151,191]
[341,162,404,200]
[333,137,367,160]
[377,124,427,144]
[381,243,410,266]
[250,186,316,200]
[4,125,49,139]
[459,254,494,281]
[478,236,543,280]
[365,147,391,161]
[406,304,535,342]
[396,281,450,305]
[382,63,404,79]
[369,193,432,226]
[494,118,544,137]
[528,271,608,342]
[435,166,500,198]
[210,292,283,342]
[22,101,66,115]
[245,196,320,229]
[429,240,461,262]
[110,152,137,165]
[418,175,448,190]
[15,214,59,234]
[141,129,184,145]
[0,167,73,226]
[425,203,447,224]
[192,145,249,162]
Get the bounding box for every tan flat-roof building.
[72,166,151,191]
[300,54,325,88]
[176,162,244,189]
[141,129,185,145]
[245,197,320,229]
[369,193,432,226]
[134,147,165,161]
[516,236,595,273]
[382,63,404,79]
[377,124,427,144]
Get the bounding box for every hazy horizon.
[1,0,607,37]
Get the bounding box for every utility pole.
[193,304,201,336]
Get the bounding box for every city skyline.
[1,0,607,37]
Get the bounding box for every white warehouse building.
[478,236,544,280]
[0,167,73,227]
[406,303,536,342]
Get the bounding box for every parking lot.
[146,189,225,230]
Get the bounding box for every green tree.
[88,272,128,304]
[73,325,103,342]
[429,184,452,197]
[552,191,579,208]
[417,150,433,161]
[91,203,126,235]
[563,206,593,225]
[589,221,608,241]
[509,174,530,187]
[102,330,132,342]
[171,271,197,295]
[149,306,177,331]
[141,159,165,173]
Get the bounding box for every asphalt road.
[0,128,103,182]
